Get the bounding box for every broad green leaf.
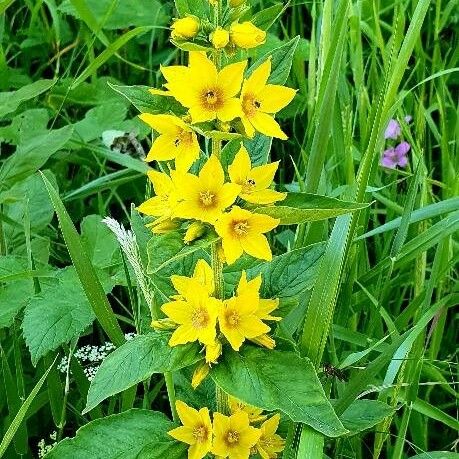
[45,409,186,459]
[22,267,114,365]
[408,453,459,459]
[174,0,210,17]
[254,193,368,225]
[84,333,201,413]
[339,400,393,434]
[249,36,300,85]
[0,126,73,190]
[211,346,347,437]
[41,173,125,347]
[59,0,168,30]
[0,79,55,118]
[0,108,49,145]
[108,83,185,115]
[252,4,285,31]
[0,359,55,458]
[147,231,218,275]
[243,134,272,166]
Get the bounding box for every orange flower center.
[225,430,240,445]
[193,424,209,443]
[201,88,223,110]
[242,178,256,193]
[233,220,249,236]
[191,307,209,329]
[242,94,261,117]
[225,309,240,328]
[174,131,193,148]
[199,190,215,207]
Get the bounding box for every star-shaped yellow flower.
[237,271,281,322]
[255,414,285,459]
[214,206,279,264]
[212,411,261,459]
[161,283,221,346]
[164,52,247,123]
[240,57,296,139]
[138,113,200,171]
[228,145,286,204]
[173,155,241,224]
[168,400,213,459]
[229,395,267,423]
[136,170,178,230]
[171,259,214,298]
[218,287,270,351]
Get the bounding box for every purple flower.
[384,119,401,139]
[381,141,411,169]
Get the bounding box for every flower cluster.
[168,399,285,459]
[381,116,412,169]
[152,260,280,386]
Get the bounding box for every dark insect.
[322,363,348,382]
[107,131,145,159]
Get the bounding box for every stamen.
[226,310,240,327]
[233,221,249,235]
[199,191,215,206]
[191,308,209,329]
[226,430,240,444]
[193,424,208,442]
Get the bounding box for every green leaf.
[408,453,459,459]
[174,0,210,17]
[211,346,347,437]
[84,333,201,413]
[339,400,393,434]
[0,126,73,190]
[108,82,185,114]
[0,79,55,118]
[249,36,300,85]
[22,267,114,365]
[147,231,218,275]
[252,4,285,31]
[45,409,186,459]
[243,134,272,166]
[41,173,125,347]
[253,193,368,225]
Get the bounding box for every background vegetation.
[0,0,458,458]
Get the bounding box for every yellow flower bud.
[171,16,200,40]
[149,218,180,234]
[184,221,206,244]
[211,27,230,49]
[192,363,210,389]
[229,21,266,49]
[151,318,177,331]
[229,0,245,6]
[250,334,276,349]
[205,339,222,364]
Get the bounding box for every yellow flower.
[161,283,220,346]
[218,287,270,351]
[240,58,296,139]
[228,145,286,204]
[255,414,285,459]
[173,155,241,224]
[229,21,266,49]
[184,221,206,244]
[138,113,200,171]
[168,400,212,459]
[171,16,200,40]
[147,218,180,234]
[237,272,281,322]
[211,27,230,49]
[172,259,214,298]
[229,396,267,423]
[212,411,261,458]
[205,338,222,364]
[165,52,247,123]
[214,206,279,264]
[137,170,178,227]
[192,363,211,389]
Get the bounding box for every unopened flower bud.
[184,221,206,244]
[150,218,180,234]
[229,0,245,6]
[171,16,200,40]
[211,27,230,49]
[229,21,266,49]
[250,334,276,349]
[205,339,222,364]
[192,363,210,389]
[151,318,177,331]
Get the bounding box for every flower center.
[225,310,240,328]
[199,190,215,207]
[243,178,256,193]
[242,94,261,117]
[193,424,209,443]
[191,308,209,329]
[225,430,240,445]
[174,131,193,148]
[202,88,223,110]
[233,220,249,236]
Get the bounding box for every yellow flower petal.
[258,84,297,113]
[228,145,251,185]
[199,154,224,190]
[218,60,247,98]
[136,196,165,217]
[169,323,200,346]
[249,213,279,233]
[250,161,279,189]
[241,233,272,261]
[168,425,195,444]
[221,234,244,265]
[138,113,184,135]
[250,111,288,139]
[189,104,216,123]
[216,97,242,122]
[161,300,192,324]
[147,170,173,196]
[145,134,178,162]
[241,189,286,204]
[241,114,256,138]
[176,400,199,427]
[243,58,271,96]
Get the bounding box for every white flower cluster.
[58,333,137,381]
[37,431,57,458]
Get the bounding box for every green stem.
[165,372,178,422]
